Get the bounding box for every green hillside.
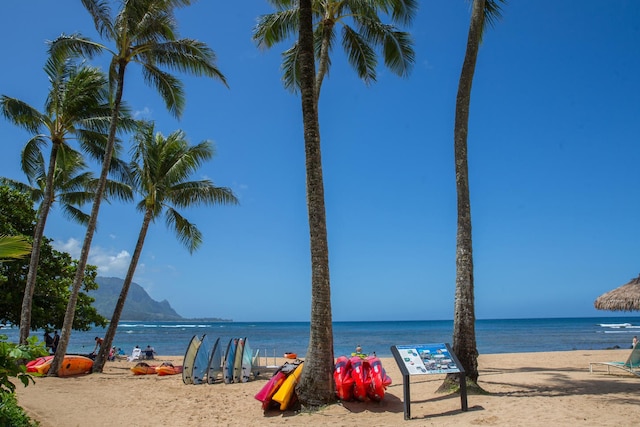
[91,276,183,321]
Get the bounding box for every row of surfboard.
[182,335,259,385]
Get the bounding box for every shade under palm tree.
[594,275,640,311]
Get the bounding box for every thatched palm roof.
[594,275,640,311]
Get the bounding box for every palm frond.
[0,96,44,134]
[282,43,301,93]
[342,26,378,84]
[0,235,32,260]
[164,208,202,253]
[145,39,228,86]
[141,65,184,118]
[253,9,299,49]
[81,0,115,40]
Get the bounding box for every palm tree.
[47,0,227,376]
[0,55,122,345]
[293,0,334,407]
[254,0,416,406]
[253,0,416,105]
[448,0,504,388]
[0,236,31,261]
[92,123,237,372]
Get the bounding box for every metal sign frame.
[390,343,468,420]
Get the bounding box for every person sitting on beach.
[633,336,638,348]
[351,345,367,359]
[144,345,156,360]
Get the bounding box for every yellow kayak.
[272,362,304,410]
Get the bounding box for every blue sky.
[1,1,639,322]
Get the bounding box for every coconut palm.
[0,236,31,261]
[92,122,237,372]
[0,54,126,345]
[448,0,505,388]
[292,0,335,407]
[47,0,227,376]
[253,0,416,104]
[254,1,415,406]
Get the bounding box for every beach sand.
[15,349,640,426]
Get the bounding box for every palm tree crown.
[253,0,416,97]
[130,123,238,252]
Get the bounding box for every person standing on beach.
[51,331,59,353]
[633,336,638,348]
[44,332,53,353]
[91,336,104,355]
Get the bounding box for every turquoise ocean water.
[2,317,639,359]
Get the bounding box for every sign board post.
[390,343,468,420]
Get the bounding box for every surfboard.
[192,334,210,384]
[241,338,254,382]
[182,335,202,385]
[272,362,304,410]
[223,338,237,384]
[233,337,246,383]
[206,337,222,384]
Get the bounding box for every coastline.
[15,349,639,426]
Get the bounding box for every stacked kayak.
[27,355,93,377]
[254,361,303,411]
[334,355,392,401]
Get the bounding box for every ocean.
[2,316,639,359]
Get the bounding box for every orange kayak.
[34,355,93,377]
[156,364,183,376]
[131,362,158,375]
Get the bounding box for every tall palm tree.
[448,0,504,387]
[293,0,335,407]
[92,123,237,372]
[254,0,416,406]
[0,55,122,345]
[47,0,227,376]
[253,0,416,105]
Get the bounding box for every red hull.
[334,356,354,401]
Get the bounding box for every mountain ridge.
[91,276,230,322]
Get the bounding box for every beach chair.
[127,347,142,362]
[589,343,640,377]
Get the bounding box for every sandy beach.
[14,349,640,426]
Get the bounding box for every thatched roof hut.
[594,275,640,311]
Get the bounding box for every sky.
[1,1,639,322]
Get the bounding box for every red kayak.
[350,356,371,401]
[131,362,158,375]
[334,356,354,401]
[366,356,392,401]
[156,364,183,376]
[255,371,287,410]
[26,355,54,373]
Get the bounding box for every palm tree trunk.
[315,18,334,104]
[49,63,127,376]
[18,140,60,344]
[93,209,152,372]
[451,0,485,384]
[295,0,335,408]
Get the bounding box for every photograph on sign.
[395,344,461,375]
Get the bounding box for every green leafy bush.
[0,392,39,427]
